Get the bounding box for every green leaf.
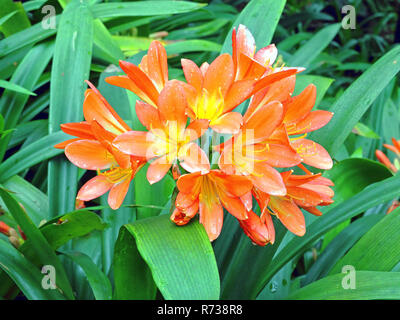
[310,45,400,156]
[91,1,206,19]
[0,0,30,37]
[320,158,391,249]
[93,19,124,64]
[62,251,112,300]
[113,226,157,299]
[287,24,341,68]
[0,131,68,183]
[48,0,94,217]
[353,122,380,139]
[0,239,65,300]
[0,188,74,299]
[330,207,400,274]
[255,173,400,297]
[303,214,383,286]
[289,271,400,300]
[0,21,56,58]
[0,42,53,162]
[115,215,220,299]
[221,0,286,54]
[1,175,49,224]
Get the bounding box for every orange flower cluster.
[56,25,334,245]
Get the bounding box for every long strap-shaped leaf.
[289,271,400,300]
[310,45,400,156]
[0,240,65,300]
[48,0,94,217]
[0,188,74,299]
[113,214,220,300]
[330,207,400,274]
[254,173,400,298]
[91,1,206,19]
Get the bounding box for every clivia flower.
[172,157,253,241]
[54,25,335,245]
[55,82,144,210]
[376,137,400,173]
[252,168,334,238]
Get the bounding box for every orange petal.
[60,122,95,140]
[77,175,113,201]
[243,101,283,143]
[175,191,197,209]
[254,44,277,66]
[212,171,253,197]
[178,143,210,174]
[235,53,266,81]
[240,191,253,211]
[287,186,324,207]
[270,197,305,236]
[223,79,255,112]
[108,177,131,210]
[147,155,172,184]
[262,144,302,167]
[219,191,248,220]
[253,69,298,93]
[289,110,333,134]
[234,24,256,59]
[303,206,323,216]
[65,140,114,170]
[284,84,316,124]
[135,100,162,131]
[199,197,223,241]
[105,75,156,106]
[210,112,242,134]
[260,210,275,244]
[119,60,159,104]
[184,119,209,141]
[250,162,286,196]
[181,58,203,93]
[113,131,156,159]
[83,90,128,135]
[176,172,202,194]
[245,75,296,122]
[239,210,272,246]
[291,139,333,170]
[157,80,187,126]
[203,54,234,97]
[54,138,81,149]
[147,40,168,91]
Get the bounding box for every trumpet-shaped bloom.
[217,100,301,196]
[181,52,299,134]
[238,210,275,246]
[172,162,253,241]
[246,80,333,170]
[56,82,144,209]
[113,80,209,184]
[253,169,334,236]
[106,40,168,107]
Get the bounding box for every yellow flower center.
[99,166,132,184]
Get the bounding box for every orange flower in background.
[106,40,168,107]
[376,137,400,173]
[172,159,253,241]
[113,80,209,184]
[253,168,334,237]
[55,82,144,209]
[0,221,11,236]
